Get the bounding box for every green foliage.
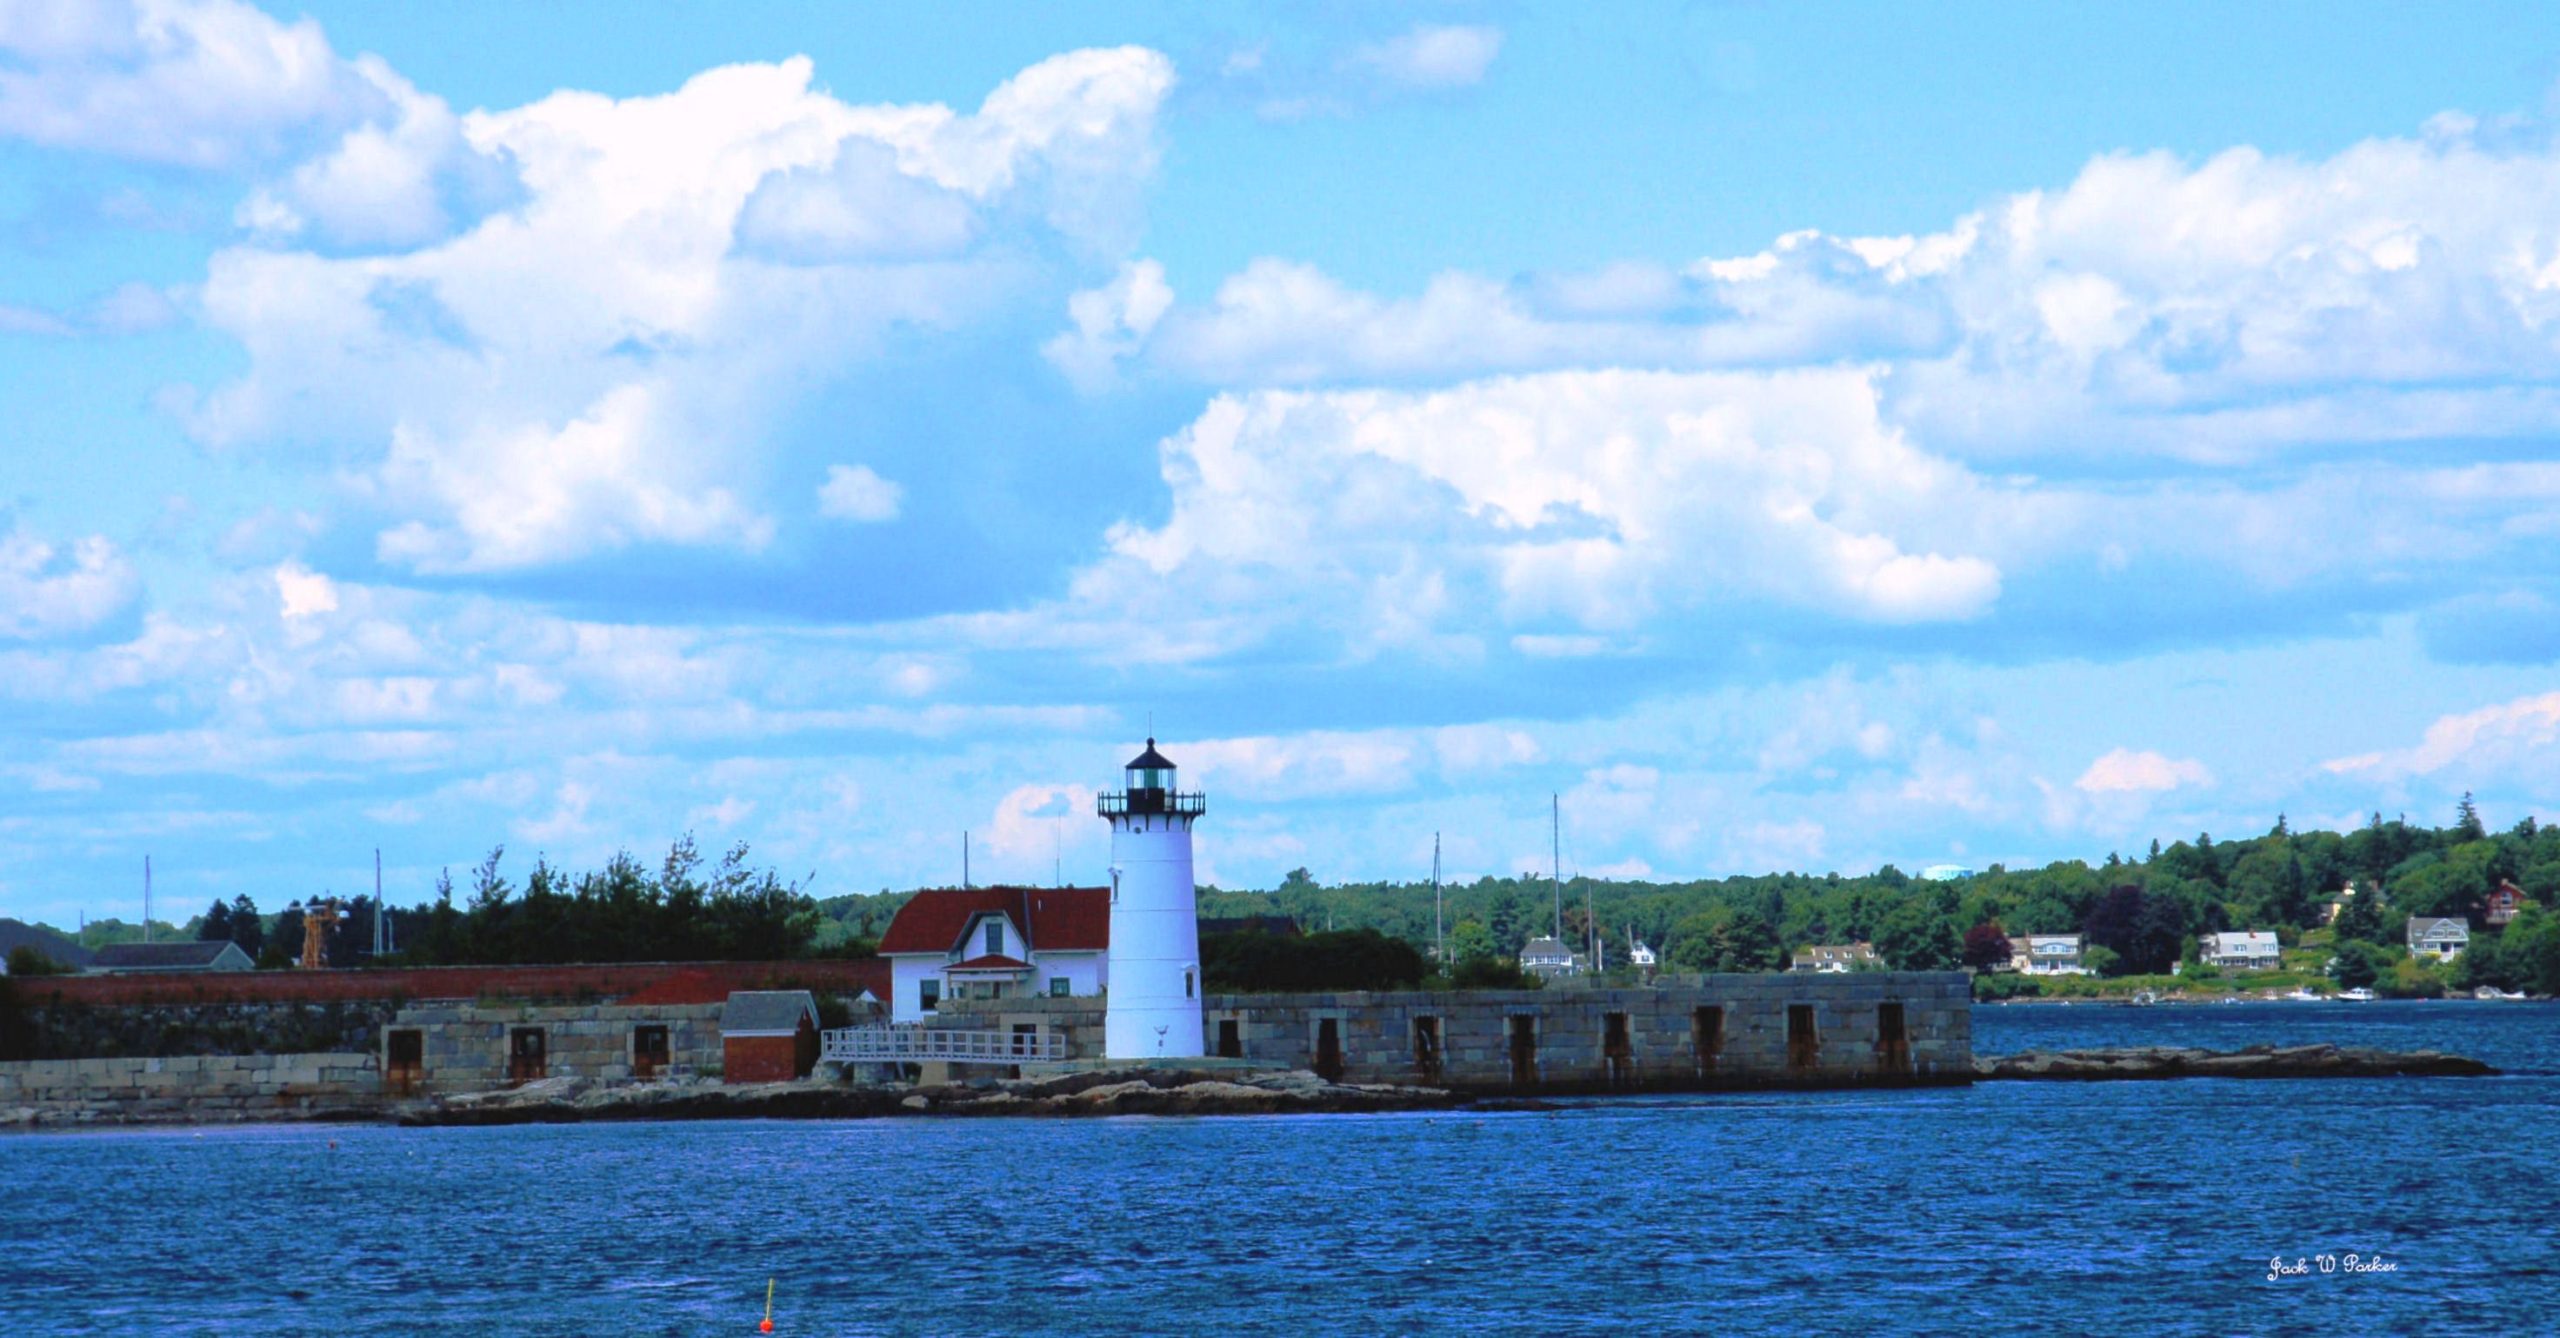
[386,836,819,966]
[1202,928,1427,993]
[1875,901,1960,970]
[4,945,74,977]
[2330,940,2391,990]
[1665,906,1780,972]
[1971,971,2043,1001]
[1447,955,1541,990]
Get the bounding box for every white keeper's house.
[877,885,1111,1023]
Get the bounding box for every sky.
[6,1,2560,929]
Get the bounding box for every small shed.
[720,990,821,1083]
[90,940,253,973]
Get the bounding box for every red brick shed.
[720,990,822,1083]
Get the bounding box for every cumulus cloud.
[1043,257,1173,389]
[2075,747,2214,794]
[817,464,904,523]
[1351,24,1504,89]
[0,0,382,168]
[1071,368,2005,661]
[2324,692,2560,780]
[1090,118,2560,466]
[0,526,139,640]
[182,46,1176,575]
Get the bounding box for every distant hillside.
[0,919,94,969]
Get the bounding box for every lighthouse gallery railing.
[821,1026,1066,1064]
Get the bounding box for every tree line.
[184,837,829,968]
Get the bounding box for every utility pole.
[1432,833,1443,969]
[143,855,152,943]
[1550,795,1562,941]
[963,831,971,889]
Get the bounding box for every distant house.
[89,940,253,974]
[1790,943,1878,973]
[1627,939,1658,970]
[0,919,93,973]
[878,886,1111,1023]
[2008,934,2089,976]
[2199,931,2281,971]
[2486,880,2526,928]
[719,991,821,1083]
[1520,936,1578,980]
[2406,917,2470,962]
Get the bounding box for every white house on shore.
[2009,933,2089,976]
[1521,936,1578,979]
[2199,931,2281,971]
[876,886,1111,1023]
[2406,917,2470,962]
[1790,942,1879,973]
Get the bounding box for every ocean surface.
[2,1001,2553,1337]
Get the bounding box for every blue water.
[2,1003,2552,1336]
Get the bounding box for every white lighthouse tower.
[1098,738,1206,1060]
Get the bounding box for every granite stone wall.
[384,1001,725,1095]
[0,1052,385,1128]
[940,972,1972,1091]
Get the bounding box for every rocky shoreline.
[1974,1043,2498,1081]
[396,1066,1469,1126]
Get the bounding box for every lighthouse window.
[1184,968,1196,999]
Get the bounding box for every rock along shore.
[1975,1043,2497,1081]
[395,1067,1469,1127]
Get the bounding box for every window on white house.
[920,979,940,1012]
[1051,976,1071,997]
[985,921,1004,957]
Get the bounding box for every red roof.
[877,886,1111,956]
[946,954,1031,973]
[848,956,892,1003]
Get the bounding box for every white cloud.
[0,0,385,168]
[272,560,338,619]
[1072,368,2004,660]
[2324,692,2560,780]
[2075,747,2214,794]
[0,527,138,640]
[187,47,1176,574]
[1044,257,1174,390]
[816,464,905,523]
[1352,24,1504,89]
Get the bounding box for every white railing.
[821,1026,1066,1064]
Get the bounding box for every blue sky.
[6,1,2560,929]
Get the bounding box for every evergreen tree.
[197,898,233,943]
[2456,792,2487,843]
[228,895,264,957]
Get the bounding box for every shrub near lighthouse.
[1098,740,1206,1059]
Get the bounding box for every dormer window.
[984,920,1005,958]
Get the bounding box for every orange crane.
[301,900,342,970]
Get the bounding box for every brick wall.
[13,959,882,1008]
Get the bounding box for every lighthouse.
[1097,738,1206,1059]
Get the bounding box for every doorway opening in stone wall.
[1508,1014,1538,1087]
[1216,1017,1242,1059]
[1314,1017,1344,1082]
[632,1024,670,1079]
[508,1026,547,1084]
[1875,1002,1911,1076]
[1785,1005,1818,1074]
[1413,1015,1443,1084]
[1603,1011,1634,1086]
[1692,1005,1724,1075]
[386,1028,423,1093]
